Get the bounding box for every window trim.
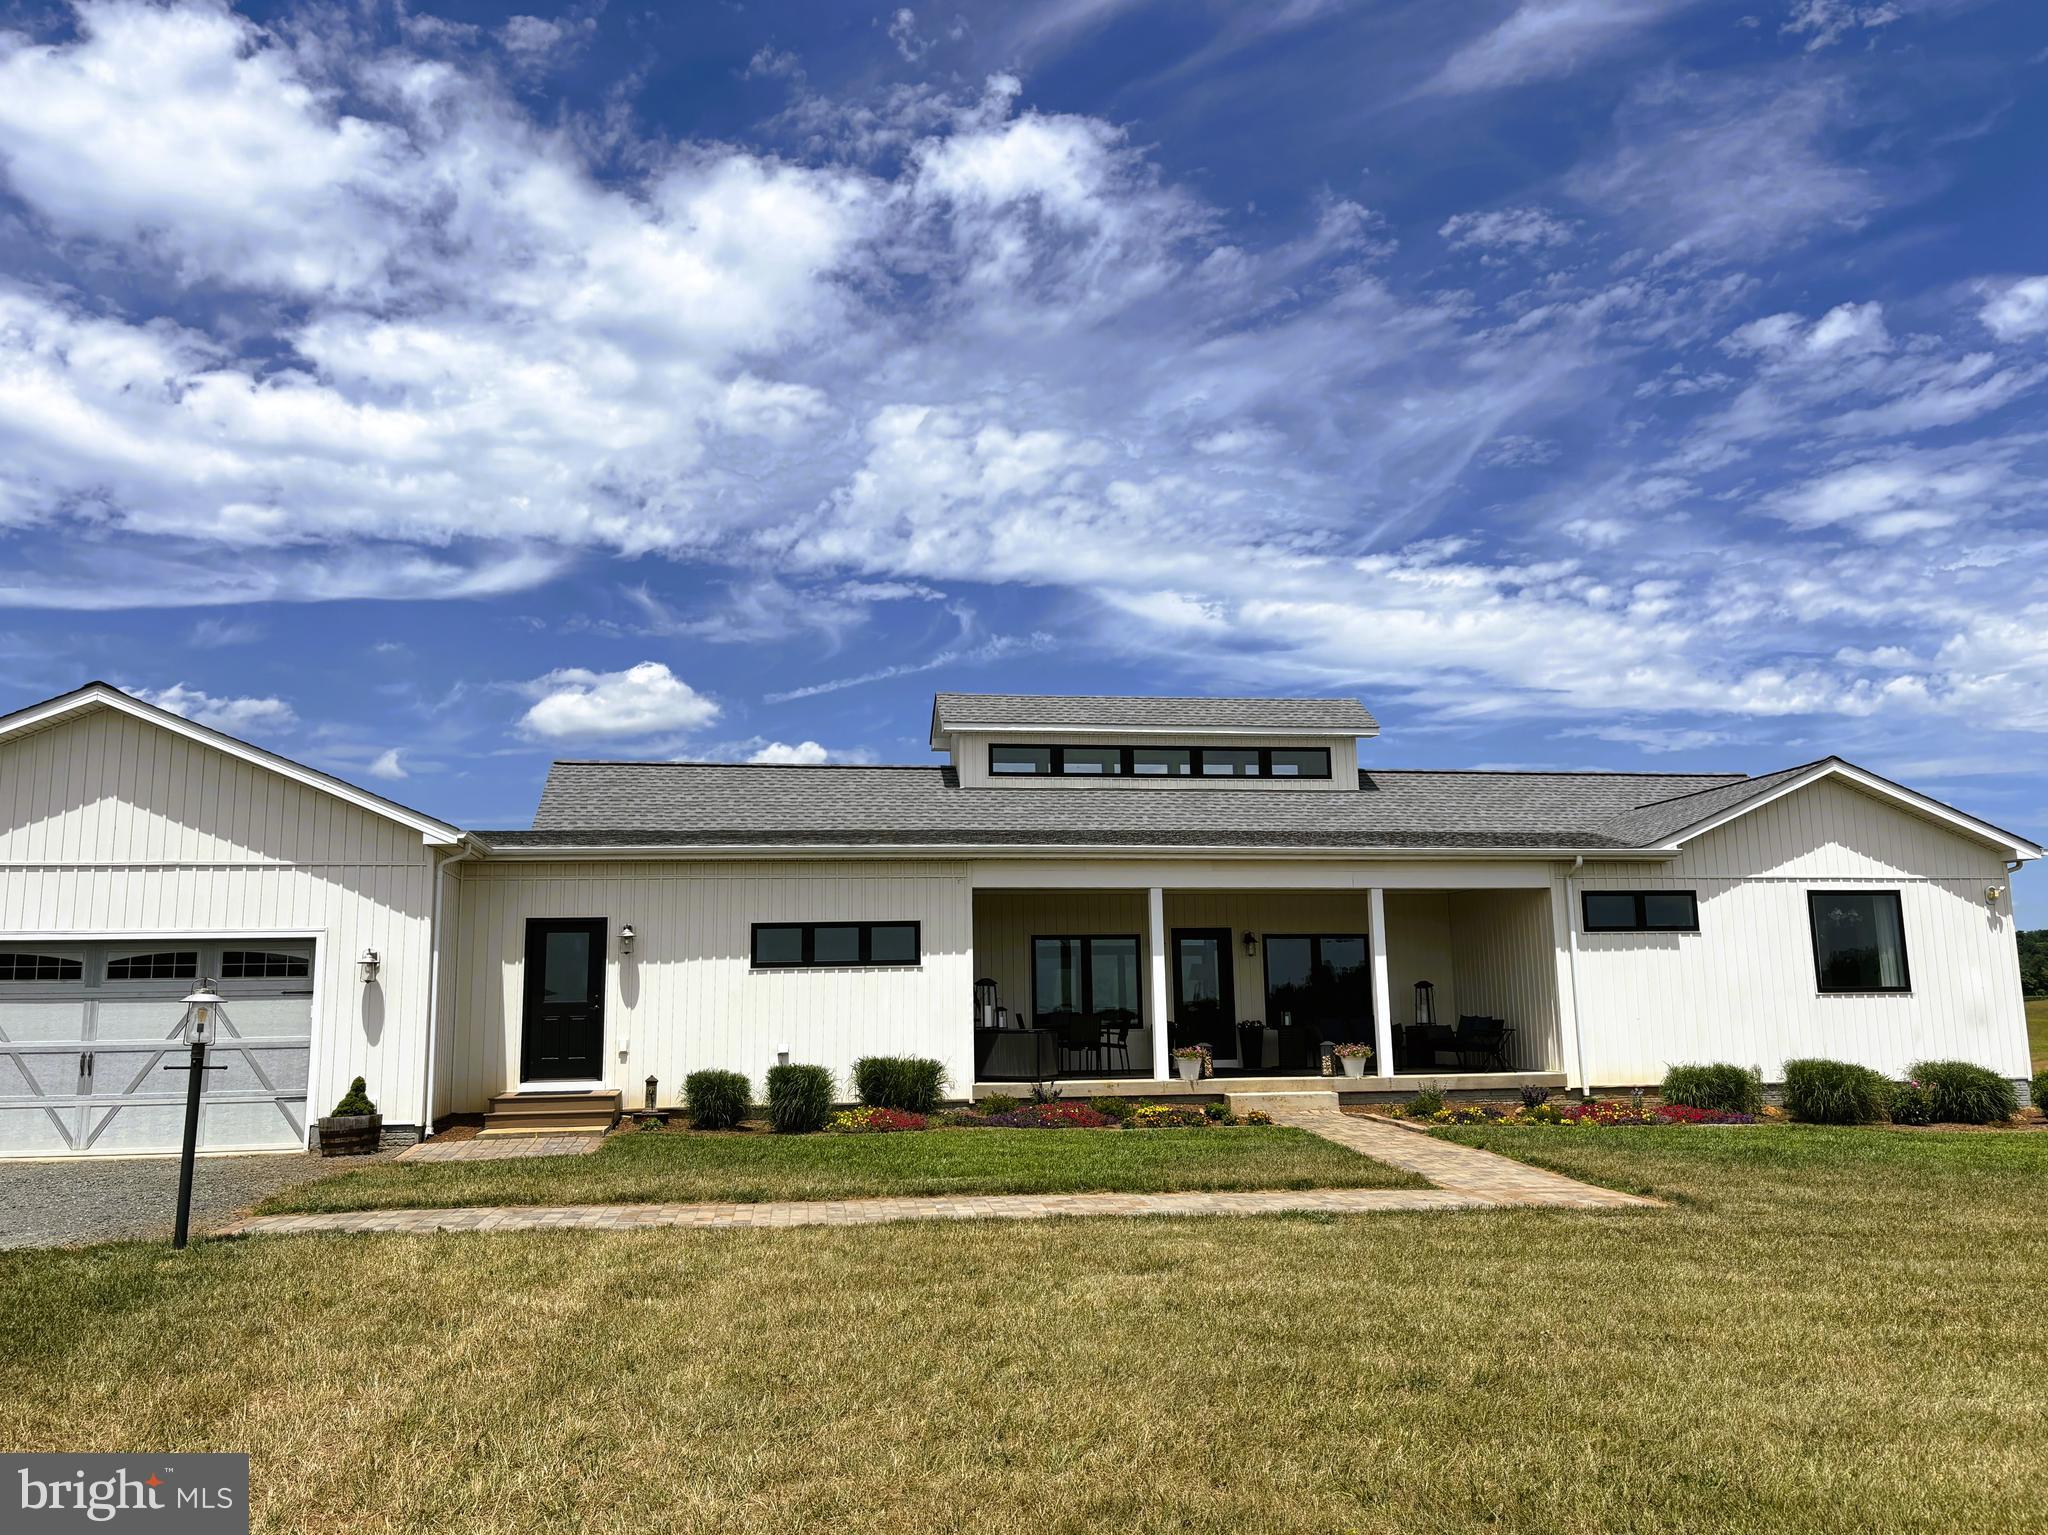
[1580,890,1701,934]
[750,921,923,970]
[988,743,1332,779]
[1030,933,1145,1024]
[1807,889,1912,995]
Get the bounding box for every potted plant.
[1172,1044,1212,1084]
[1334,1043,1374,1079]
[318,1076,382,1156]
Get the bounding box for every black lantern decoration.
[1414,980,1436,1028]
[1242,931,1258,958]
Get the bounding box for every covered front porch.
[969,871,1568,1091]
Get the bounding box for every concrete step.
[1225,1090,1340,1115]
[479,1120,613,1138]
[484,1088,620,1136]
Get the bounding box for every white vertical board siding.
[1382,893,1458,1029]
[0,708,439,1131]
[1572,778,2026,1084]
[1445,889,1559,1070]
[448,859,974,1109]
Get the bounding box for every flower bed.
[1395,1098,1757,1128]
[828,1106,930,1133]
[983,1103,1113,1129]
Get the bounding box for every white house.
[0,683,2035,1155]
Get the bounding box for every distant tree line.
[2021,930,2048,998]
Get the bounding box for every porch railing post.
[1147,885,1171,1081]
[1368,887,1394,1081]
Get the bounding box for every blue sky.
[0,1,2045,908]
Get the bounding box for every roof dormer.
[929,693,1376,791]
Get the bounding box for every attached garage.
[0,939,315,1155]
[0,684,464,1158]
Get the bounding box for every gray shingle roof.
[485,761,1755,851]
[930,693,1379,736]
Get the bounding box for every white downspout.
[1564,855,1590,1096]
[418,839,477,1141]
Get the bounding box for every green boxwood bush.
[682,1069,751,1130]
[330,1076,376,1116]
[1659,1063,1764,1116]
[1087,1095,1136,1123]
[1782,1057,1892,1124]
[852,1055,947,1114]
[766,1063,834,1134]
[1907,1059,2016,1124]
[2032,1071,2048,1117]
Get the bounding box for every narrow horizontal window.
[105,951,199,981]
[1809,890,1910,994]
[1130,747,1192,776]
[1581,891,1699,933]
[1265,748,1331,778]
[1058,745,1124,776]
[1199,747,1261,777]
[220,949,310,979]
[751,922,922,969]
[989,743,1337,779]
[0,951,82,982]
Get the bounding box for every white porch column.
[1368,887,1395,1079]
[1550,870,1588,1092]
[1147,885,1171,1080]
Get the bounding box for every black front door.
[1171,929,1237,1061]
[521,918,607,1081]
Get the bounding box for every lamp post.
[164,980,228,1250]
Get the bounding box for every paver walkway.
[1283,1108,1661,1209]
[397,1134,601,1163]
[218,1185,1489,1237]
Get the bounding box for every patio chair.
[1055,1016,1103,1074]
[1455,1016,1507,1071]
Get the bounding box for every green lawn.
[2028,996,2047,1071]
[4,1126,2045,1532]
[258,1124,1422,1214]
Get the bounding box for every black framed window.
[1581,891,1700,933]
[988,744,1331,779]
[1809,891,1910,993]
[1032,935,1143,1025]
[105,951,199,981]
[221,949,311,979]
[1261,934,1371,1041]
[0,952,81,982]
[751,922,922,969]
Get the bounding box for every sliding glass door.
[1033,936,1143,1076]
[1261,934,1372,1056]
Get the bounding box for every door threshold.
[513,1080,610,1094]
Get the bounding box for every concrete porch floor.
[972,1070,1567,1101]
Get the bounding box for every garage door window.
[105,951,199,981]
[221,950,311,979]
[0,952,82,981]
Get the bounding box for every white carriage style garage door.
[0,940,314,1156]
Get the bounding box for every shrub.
[1398,1088,1445,1119]
[1087,1096,1136,1123]
[1128,1104,1210,1128]
[330,1076,376,1116]
[1202,1102,1228,1121]
[985,1103,1111,1129]
[1660,1063,1764,1116]
[682,1069,751,1130]
[853,1056,947,1114]
[830,1106,928,1133]
[1907,1060,2017,1124]
[765,1063,833,1134]
[1782,1058,1892,1124]
[1887,1081,1935,1127]
[1028,1079,1063,1105]
[977,1092,1022,1115]
[1519,1084,1552,1109]
[2032,1071,2048,1117]
[1239,1109,1273,1126]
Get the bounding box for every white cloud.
[747,740,831,765]
[1439,207,1576,254]
[516,662,721,741]
[135,682,297,734]
[1429,1,1690,94]
[1762,451,2037,540]
[365,747,408,780]
[1782,1,1904,50]
[1979,276,2048,341]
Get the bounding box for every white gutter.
[418,837,479,1141]
[473,840,1677,862]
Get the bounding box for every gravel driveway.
[0,1150,381,1250]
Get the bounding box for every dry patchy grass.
[2,1126,2044,1533]
[259,1124,1419,1214]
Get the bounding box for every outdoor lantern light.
[1242,931,1258,958]
[1414,980,1436,1028]
[1987,886,2007,905]
[180,980,225,1047]
[644,1075,658,1111]
[620,924,636,955]
[358,948,381,984]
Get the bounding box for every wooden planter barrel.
[318,1112,382,1156]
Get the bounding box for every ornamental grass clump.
[1782,1057,1892,1125]
[1087,1096,1136,1123]
[852,1055,947,1114]
[765,1063,834,1134]
[1659,1063,1764,1116]
[2033,1071,2048,1117]
[682,1069,751,1130]
[1907,1060,2017,1124]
